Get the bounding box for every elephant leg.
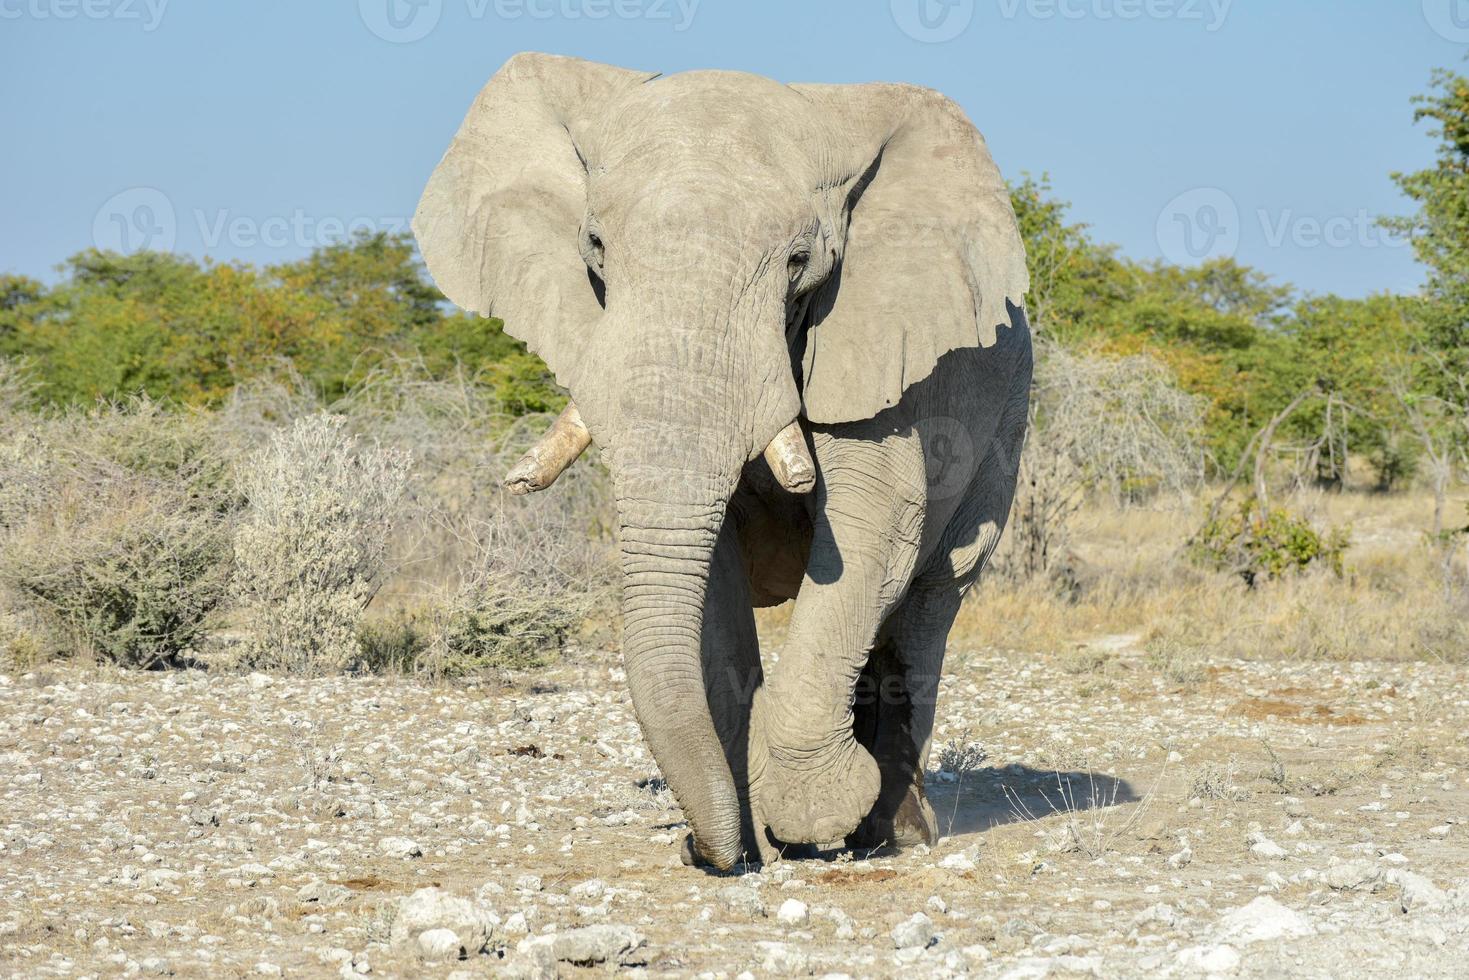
[849,438,1024,850]
[847,583,962,851]
[679,520,772,867]
[752,432,926,846]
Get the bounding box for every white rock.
[569,879,605,901]
[1215,896,1314,945]
[891,912,936,950]
[518,924,644,968]
[378,836,422,859]
[1323,859,1379,891]
[938,852,976,873]
[1385,869,1448,912]
[756,941,810,974]
[1251,840,1286,859]
[389,887,497,955]
[717,884,764,917]
[776,899,809,926]
[417,928,462,961]
[1177,944,1241,973]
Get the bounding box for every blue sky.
[2,1,1464,297]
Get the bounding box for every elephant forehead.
[594,71,825,180]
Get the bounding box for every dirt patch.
[1232,696,1366,725]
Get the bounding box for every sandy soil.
[2,638,1467,978]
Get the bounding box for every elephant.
[413,52,1032,870]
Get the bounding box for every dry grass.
[954,489,1469,665]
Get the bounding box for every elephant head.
[414,53,1028,869]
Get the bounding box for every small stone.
[569,879,606,901]
[1132,903,1178,929]
[389,887,497,955]
[756,941,810,974]
[187,807,218,827]
[938,852,976,873]
[1215,896,1314,945]
[1428,824,1451,839]
[1177,944,1240,973]
[1323,859,1379,891]
[1385,869,1447,912]
[717,885,764,917]
[1247,833,1286,859]
[417,928,463,961]
[891,912,936,950]
[378,837,422,859]
[776,899,808,926]
[518,924,645,968]
[297,880,353,908]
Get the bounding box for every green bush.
[0,400,235,666]
[1192,497,1349,586]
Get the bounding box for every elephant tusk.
[763,419,816,494]
[503,401,592,495]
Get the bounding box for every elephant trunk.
[613,454,744,870]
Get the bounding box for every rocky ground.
[2,639,1467,979]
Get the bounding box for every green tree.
[1384,68,1469,354]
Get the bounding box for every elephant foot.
[846,776,938,851]
[756,738,881,845]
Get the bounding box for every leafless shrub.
[937,731,988,780]
[997,342,1206,582]
[1190,758,1248,801]
[364,483,618,677]
[212,366,325,453]
[231,414,412,675]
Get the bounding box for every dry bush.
[210,363,618,677]
[0,359,35,426]
[998,342,1206,583]
[333,362,616,676]
[231,414,411,675]
[366,506,617,677]
[0,399,234,667]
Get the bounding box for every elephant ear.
[413,53,657,390]
[792,83,1029,424]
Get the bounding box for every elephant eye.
[787,249,810,281]
[583,231,605,273]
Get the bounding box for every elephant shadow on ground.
[925,764,1140,840]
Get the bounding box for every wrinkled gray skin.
[414,53,1032,870]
